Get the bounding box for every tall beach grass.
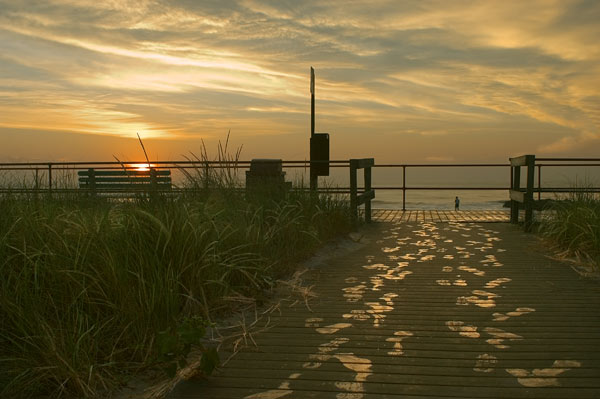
[0,161,353,397]
[538,188,600,270]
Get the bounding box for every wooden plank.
[77,170,171,176]
[353,158,374,169]
[510,155,532,166]
[78,177,171,183]
[78,183,172,189]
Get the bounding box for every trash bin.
[245,159,291,198]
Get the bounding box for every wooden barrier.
[350,158,375,223]
[509,155,535,231]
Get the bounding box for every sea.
[286,164,600,210]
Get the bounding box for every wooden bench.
[78,168,172,194]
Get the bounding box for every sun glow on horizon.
[127,163,155,171]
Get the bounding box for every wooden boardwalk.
[169,220,600,398]
[370,209,511,223]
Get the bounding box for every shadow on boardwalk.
[169,221,600,399]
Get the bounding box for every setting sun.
[128,163,155,171]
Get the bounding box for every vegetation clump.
[538,189,600,272]
[0,167,352,397]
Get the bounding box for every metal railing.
[1,157,599,213]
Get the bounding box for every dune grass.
[0,173,352,397]
[538,189,600,271]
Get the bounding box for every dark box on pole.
[310,133,330,176]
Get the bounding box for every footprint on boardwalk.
[493,307,535,322]
[484,327,523,348]
[506,360,582,387]
[343,309,370,321]
[458,265,485,276]
[244,373,302,399]
[446,321,480,338]
[457,290,499,308]
[365,302,393,327]
[474,353,498,373]
[333,353,372,399]
[381,293,398,305]
[485,278,511,288]
[316,323,352,334]
[303,337,350,369]
[343,284,367,302]
[305,317,323,327]
[386,331,413,355]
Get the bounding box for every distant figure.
[455,196,460,211]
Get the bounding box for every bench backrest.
[78,168,172,192]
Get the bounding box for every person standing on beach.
[455,196,460,211]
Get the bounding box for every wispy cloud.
[0,0,598,160]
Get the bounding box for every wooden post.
[350,159,358,222]
[48,163,52,195]
[204,161,209,189]
[402,165,406,211]
[510,165,520,224]
[364,165,372,223]
[537,164,542,201]
[525,155,535,231]
[88,168,96,196]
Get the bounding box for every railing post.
[350,159,358,222]
[537,164,542,201]
[48,163,52,195]
[510,165,520,224]
[402,165,406,211]
[204,161,209,189]
[88,168,96,196]
[364,164,372,223]
[524,155,535,231]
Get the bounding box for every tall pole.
[310,67,317,192]
[311,67,315,138]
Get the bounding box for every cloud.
[0,0,598,161]
[538,131,600,155]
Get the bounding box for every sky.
[1,0,599,163]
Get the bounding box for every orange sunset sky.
[1,0,599,163]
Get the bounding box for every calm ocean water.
[288,164,600,210]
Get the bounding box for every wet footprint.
[484,327,523,348]
[446,320,480,338]
[493,307,535,322]
[474,354,498,373]
[386,331,413,355]
[506,360,582,387]
[316,323,352,334]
